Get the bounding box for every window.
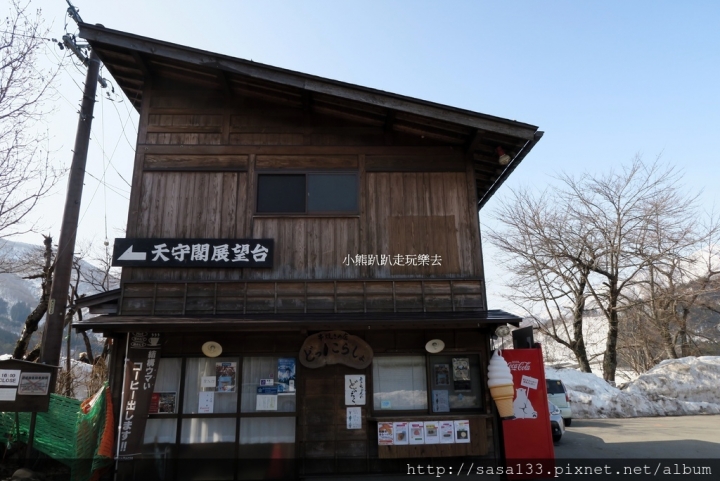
[373,356,428,411]
[144,356,297,457]
[256,173,358,213]
[183,357,238,414]
[429,355,483,411]
[241,357,296,413]
[372,354,484,414]
[146,357,301,481]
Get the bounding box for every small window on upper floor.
[256,173,358,214]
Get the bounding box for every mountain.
[0,239,115,356]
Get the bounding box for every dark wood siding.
[124,87,483,284]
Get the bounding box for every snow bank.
[546,356,720,418]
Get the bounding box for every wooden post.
[40,48,101,380]
[24,412,37,465]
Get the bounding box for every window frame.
[254,170,360,216]
[146,355,299,449]
[370,352,485,417]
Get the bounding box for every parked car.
[546,379,572,426]
[549,401,565,443]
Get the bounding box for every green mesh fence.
[0,384,113,481]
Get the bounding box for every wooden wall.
[124,88,484,283]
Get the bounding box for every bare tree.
[622,219,720,364]
[487,188,594,372]
[12,235,53,359]
[490,156,717,383]
[555,157,714,383]
[0,0,62,241]
[12,238,119,363]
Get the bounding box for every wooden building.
[75,23,542,481]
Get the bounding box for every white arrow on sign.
[117,245,147,261]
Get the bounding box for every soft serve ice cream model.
[487,350,516,419]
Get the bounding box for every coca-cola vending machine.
[501,347,555,480]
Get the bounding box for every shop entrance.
[298,364,370,476]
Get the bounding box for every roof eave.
[78,23,538,140]
[477,131,544,209]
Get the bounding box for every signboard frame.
[0,359,57,412]
[112,238,274,268]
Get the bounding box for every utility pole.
[40,48,101,377]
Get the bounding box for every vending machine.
[501,347,555,480]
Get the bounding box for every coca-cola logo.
[508,361,531,371]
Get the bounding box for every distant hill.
[0,239,114,357]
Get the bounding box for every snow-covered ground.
[547,356,720,418]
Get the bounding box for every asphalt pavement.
[555,414,720,458]
[303,415,720,480]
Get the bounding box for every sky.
[12,0,720,311]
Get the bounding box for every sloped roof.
[79,23,542,209]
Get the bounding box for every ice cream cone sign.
[488,350,516,420]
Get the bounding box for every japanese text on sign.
[345,375,366,406]
[112,238,274,268]
[300,331,373,369]
[118,332,161,458]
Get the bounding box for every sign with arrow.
[112,238,274,268]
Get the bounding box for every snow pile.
[546,356,720,418]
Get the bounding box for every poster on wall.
[201,376,216,389]
[432,390,450,412]
[409,422,425,445]
[378,422,394,445]
[393,422,409,445]
[149,392,177,414]
[345,374,366,405]
[277,358,296,393]
[198,391,214,413]
[256,394,278,411]
[0,389,16,401]
[424,421,439,444]
[452,358,471,391]
[17,373,51,395]
[434,364,450,386]
[454,420,471,443]
[439,421,455,444]
[346,407,361,429]
[0,370,20,386]
[215,362,237,392]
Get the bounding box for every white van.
[546,379,572,426]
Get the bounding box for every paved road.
[303,416,720,480]
[548,415,720,480]
[556,414,720,458]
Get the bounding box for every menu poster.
[452,358,471,391]
[149,392,177,414]
[434,364,450,386]
[393,422,409,445]
[454,420,471,443]
[424,421,439,444]
[409,422,425,445]
[432,390,450,412]
[198,391,214,413]
[256,394,278,411]
[346,407,361,429]
[378,422,394,445]
[277,358,296,393]
[439,421,455,444]
[215,362,237,392]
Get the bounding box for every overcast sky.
[15,1,720,311]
